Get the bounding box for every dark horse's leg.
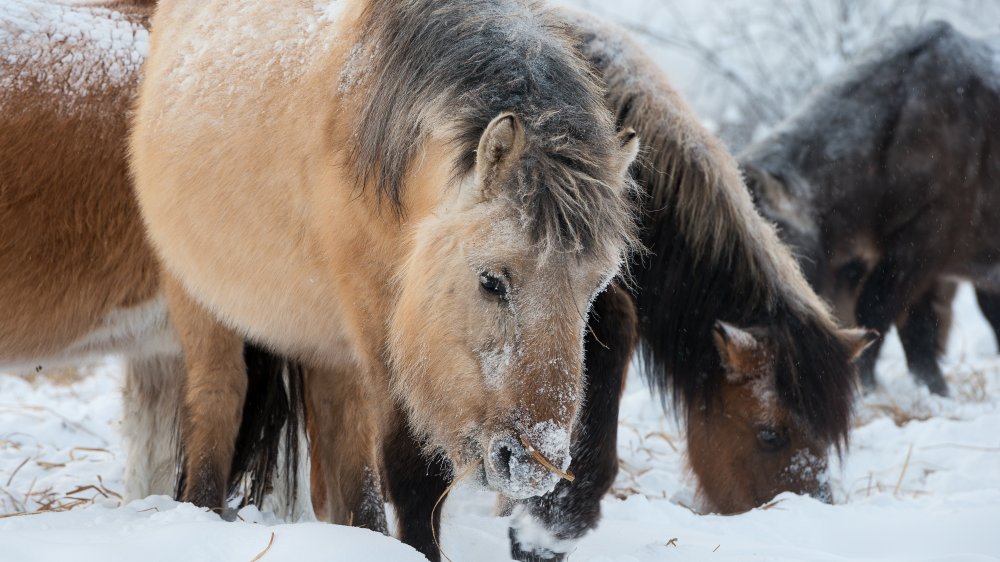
[896,280,954,396]
[974,286,1000,346]
[854,225,945,395]
[382,410,450,562]
[508,284,637,561]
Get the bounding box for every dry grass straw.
[250,531,276,562]
[518,435,574,482]
[893,444,914,497]
[431,459,482,562]
[864,402,934,427]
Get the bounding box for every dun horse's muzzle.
[484,434,567,500]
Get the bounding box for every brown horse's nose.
[484,434,564,500]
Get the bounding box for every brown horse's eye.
[479,272,508,300]
[756,427,790,452]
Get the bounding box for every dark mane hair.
[568,16,857,448]
[350,0,638,255]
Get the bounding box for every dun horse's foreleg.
[305,363,388,533]
[974,287,1000,346]
[122,353,184,501]
[164,275,247,510]
[381,409,450,562]
[507,284,637,562]
[897,280,954,396]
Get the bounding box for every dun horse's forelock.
[566,12,855,447]
[348,0,638,258]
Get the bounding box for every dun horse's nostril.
[495,442,514,482]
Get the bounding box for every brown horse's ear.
[840,328,879,361]
[476,112,526,192]
[615,127,640,177]
[712,321,764,383]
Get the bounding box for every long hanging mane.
[565,13,857,448]
[348,0,639,256]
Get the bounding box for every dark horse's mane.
[350,0,639,256]
[568,15,857,448]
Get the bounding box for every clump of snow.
[0,0,148,105]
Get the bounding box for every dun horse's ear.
[840,328,879,361]
[476,112,526,191]
[615,127,639,176]
[712,321,764,383]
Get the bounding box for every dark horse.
[742,21,1000,397]
[363,11,873,562]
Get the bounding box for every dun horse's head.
[389,113,639,499]
[686,321,875,513]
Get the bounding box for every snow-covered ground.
[1,284,997,560]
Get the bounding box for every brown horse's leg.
[122,353,184,501]
[508,284,637,562]
[974,286,1000,346]
[164,274,246,510]
[897,280,954,396]
[306,363,388,533]
[382,408,450,562]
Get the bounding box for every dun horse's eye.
[755,427,790,452]
[479,272,508,300]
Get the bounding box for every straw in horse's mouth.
[518,434,575,482]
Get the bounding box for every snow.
[1,285,997,560]
[0,0,148,103]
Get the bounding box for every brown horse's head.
[686,321,875,513]
[388,113,639,499]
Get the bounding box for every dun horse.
[742,22,1000,396]
[131,0,641,517]
[312,11,876,561]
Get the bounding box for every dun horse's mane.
[570,16,857,448]
[349,0,638,256]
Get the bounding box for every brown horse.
[131,0,641,515]
[310,11,876,562]
[1,0,331,518]
[742,21,1000,397]
[0,0,186,503]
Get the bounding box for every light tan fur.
[305,363,387,531]
[132,0,638,506]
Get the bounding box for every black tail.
[228,342,306,509]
